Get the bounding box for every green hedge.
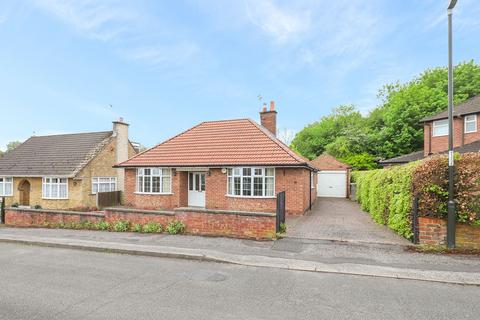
[352,162,419,239]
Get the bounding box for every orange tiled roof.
[310,154,350,170]
[117,119,311,167]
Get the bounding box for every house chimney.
[260,100,277,136]
[112,118,129,192]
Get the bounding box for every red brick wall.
[425,115,480,156]
[124,167,315,216]
[418,217,480,249]
[5,208,104,227]
[105,208,276,240]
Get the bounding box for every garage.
[310,154,350,198]
[317,171,347,197]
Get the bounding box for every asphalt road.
[0,243,478,320]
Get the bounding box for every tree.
[6,141,21,152]
[277,128,296,146]
[292,60,480,164]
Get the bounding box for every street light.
[447,0,457,249]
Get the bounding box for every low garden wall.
[419,217,480,249]
[105,207,276,240]
[5,207,104,227]
[4,206,277,240]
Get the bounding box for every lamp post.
[447,0,457,249]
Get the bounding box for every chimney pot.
[270,100,275,111]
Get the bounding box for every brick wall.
[5,208,104,227]
[418,217,480,249]
[124,167,316,216]
[105,207,276,240]
[424,115,480,156]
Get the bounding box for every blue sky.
[0,0,479,150]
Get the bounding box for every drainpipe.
[309,170,312,211]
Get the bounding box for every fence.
[97,191,122,209]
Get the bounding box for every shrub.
[34,204,42,209]
[166,220,185,235]
[352,161,419,239]
[95,221,111,231]
[142,222,163,233]
[113,220,130,232]
[133,223,143,232]
[80,220,95,230]
[11,203,19,208]
[279,222,287,234]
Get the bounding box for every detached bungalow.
[0,119,136,209]
[116,102,317,216]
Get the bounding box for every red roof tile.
[118,119,311,167]
[310,154,350,170]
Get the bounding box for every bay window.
[227,167,275,197]
[0,177,13,196]
[42,177,68,199]
[137,168,172,194]
[92,177,117,194]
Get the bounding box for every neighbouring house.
[380,95,480,166]
[310,154,350,198]
[116,101,317,216]
[0,119,137,209]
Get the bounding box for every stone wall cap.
[174,207,276,217]
[105,207,175,216]
[6,207,105,217]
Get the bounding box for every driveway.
[287,198,411,245]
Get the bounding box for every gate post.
[276,191,286,233]
[412,195,419,244]
[1,197,5,224]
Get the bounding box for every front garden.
[353,153,480,241]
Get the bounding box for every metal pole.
[447,0,457,248]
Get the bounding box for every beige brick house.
[0,119,136,209]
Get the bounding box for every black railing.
[0,197,5,224]
[276,191,286,233]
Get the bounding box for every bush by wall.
[352,162,419,239]
[413,153,480,225]
[353,152,480,240]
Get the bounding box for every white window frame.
[226,167,275,198]
[0,177,13,196]
[92,177,117,194]
[42,177,68,200]
[432,119,449,137]
[311,172,315,189]
[464,114,477,133]
[136,168,172,194]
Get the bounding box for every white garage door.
[317,171,347,197]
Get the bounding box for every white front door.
[188,172,206,207]
[317,171,347,198]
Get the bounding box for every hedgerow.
[352,162,419,239]
[353,152,480,240]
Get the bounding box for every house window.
[432,119,449,137]
[42,178,68,199]
[136,168,172,194]
[92,177,117,194]
[0,177,13,196]
[227,167,275,197]
[465,115,477,133]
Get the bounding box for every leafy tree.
[340,153,379,170]
[292,60,480,163]
[6,141,21,152]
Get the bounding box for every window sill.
[134,192,174,196]
[465,130,478,134]
[225,194,276,199]
[432,134,448,137]
[0,195,13,197]
[42,198,69,200]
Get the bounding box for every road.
[0,243,478,320]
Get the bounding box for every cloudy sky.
[0,0,479,150]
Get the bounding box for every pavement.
[0,227,479,286]
[287,198,411,245]
[1,242,480,320]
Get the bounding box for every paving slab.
[287,197,411,245]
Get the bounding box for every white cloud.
[244,0,310,44]
[126,43,199,68]
[34,0,138,41]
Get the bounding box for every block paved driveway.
[287,198,411,245]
